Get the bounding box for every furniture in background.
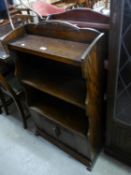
[0,11,34,128]
[0,4,34,28]
[0,47,13,115]
[31,0,65,18]
[105,0,131,166]
[0,72,27,128]
[47,8,110,70]
[11,13,34,26]
[47,8,110,32]
[14,0,110,22]
[2,21,106,170]
[0,43,28,128]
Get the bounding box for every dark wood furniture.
[0,47,28,128]
[105,0,131,166]
[0,72,27,128]
[0,19,32,128]
[47,8,110,32]
[2,21,106,169]
[0,40,13,115]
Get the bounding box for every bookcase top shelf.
[9,34,89,67]
[1,21,101,67]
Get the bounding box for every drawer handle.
[53,126,61,138]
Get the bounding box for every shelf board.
[30,97,88,136]
[9,34,89,66]
[22,71,86,109]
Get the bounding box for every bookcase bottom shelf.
[35,127,93,170]
[27,86,93,165]
[30,106,91,155]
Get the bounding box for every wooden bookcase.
[2,21,106,169]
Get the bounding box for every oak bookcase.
[2,21,106,169]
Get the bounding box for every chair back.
[12,14,34,25]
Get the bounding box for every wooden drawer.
[31,109,92,159]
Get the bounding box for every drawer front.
[31,110,91,159]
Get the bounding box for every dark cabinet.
[105,0,131,165]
